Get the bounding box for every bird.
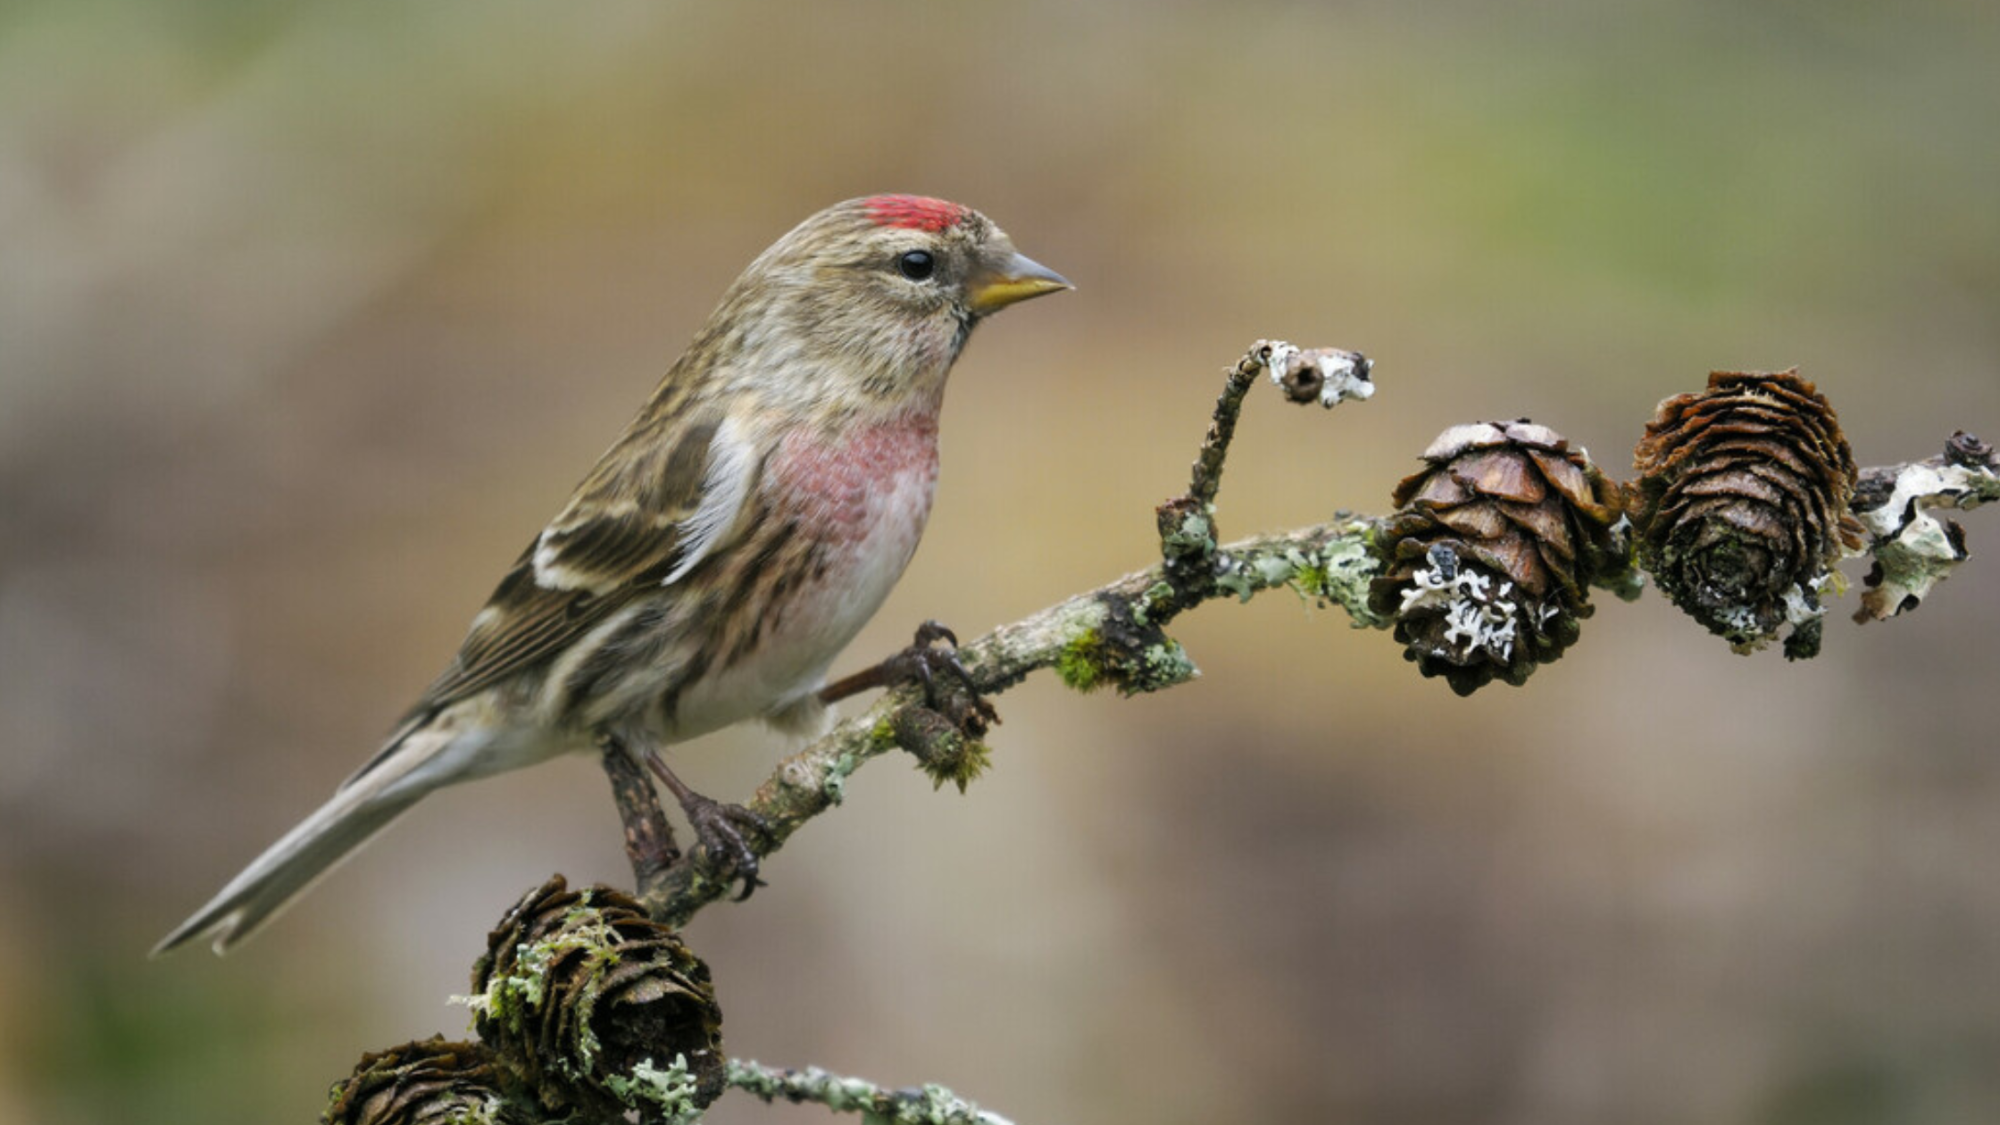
[156,195,1070,955]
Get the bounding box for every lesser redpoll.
[157,195,1069,954]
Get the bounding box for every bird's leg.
[642,750,769,902]
[597,735,681,894]
[819,620,999,738]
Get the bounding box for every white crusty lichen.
[1854,453,1999,621]
[1398,558,1534,664]
[1262,340,1301,382]
[1263,340,1376,407]
[1780,576,1832,640]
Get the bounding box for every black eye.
[897,250,935,280]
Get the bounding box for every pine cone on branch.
[468,876,724,1123]
[1630,368,1863,659]
[323,1038,525,1125]
[1370,420,1629,695]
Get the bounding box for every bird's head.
[708,195,1070,410]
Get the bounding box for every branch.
[328,345,1998,1125]
[631,345,1997,929]
[640,341,1381,928]
[1850,430,2000,622]
[643,516,1387,927]
[727,1060,1015,1125]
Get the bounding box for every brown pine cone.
[1370,420,1629,695]
[469,877,725,1123]
[323,1038,525,1125]
[1630,369,1863,658]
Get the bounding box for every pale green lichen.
[1132,580,1177,625]
[1213,565,1256,602]
[1250,552,1298,589]
[1134,640,1198,692]
[727,1059,1014,1125]
[825,745,869,805]
[604,1055,704,1125]
[1301,535,1387,627]
[455,898,626,1071]
[1208,532,1385,626]
[906,1083,1001,1125]
[453,942,548,1024]
[1162,510,1216,559]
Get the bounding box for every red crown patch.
[864,195,967,232]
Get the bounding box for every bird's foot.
[901,620,1001,737]
[644,751,769,901]
[822,620,999,738]
[680,792,770,901]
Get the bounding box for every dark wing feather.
[402,404,752,719]
[413,553,631,712]
[534,508,681,586]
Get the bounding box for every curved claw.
[906,624,998,738]
[817,619,1000,738]
[914,620,959,649]
[683,794,769,900]
[644,749,771,899]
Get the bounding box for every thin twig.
[1183,340,1375,510]
[1157,341,1373,613]
[1185,345,1268,510]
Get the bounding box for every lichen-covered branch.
[1156,341,1373,610]
[727,1059,1015,1125]
[1851,430,2000,622]
[633,349,1995,938]
[641,513,1385,927]
[328,346,1997,1125]
[640,339,1381,927]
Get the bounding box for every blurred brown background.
[4,2,1999,1123]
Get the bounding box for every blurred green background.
[3,1,1998,1123]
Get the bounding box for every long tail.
[153,721,464,956]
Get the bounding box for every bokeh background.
[4,2,1998,1123]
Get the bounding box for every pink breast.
[769,415,941,546]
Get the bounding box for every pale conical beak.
[967,251,1072,315]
